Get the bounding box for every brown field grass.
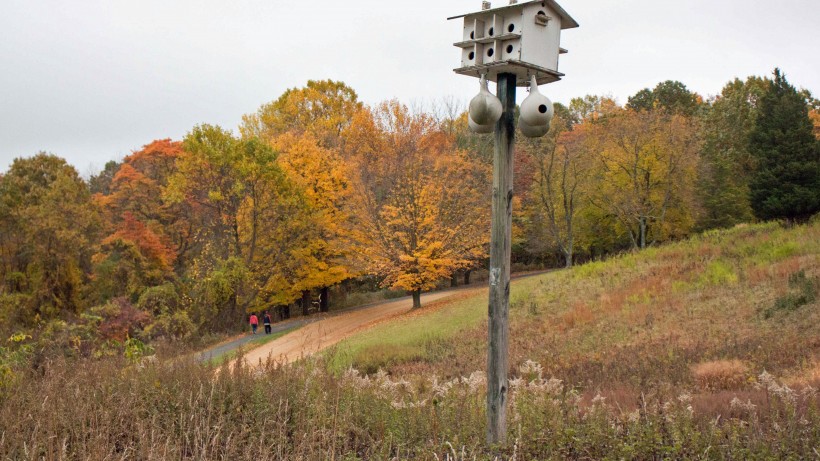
[691,359,750,391]
[1,221,819,459]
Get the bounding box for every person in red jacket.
[249,313,259,334]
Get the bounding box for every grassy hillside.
[330,222,819,393]
[1,221,818,459]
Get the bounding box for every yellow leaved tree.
[590,108,701,249]
[241,80,361,312]
[345,101,488,308]
[267,133,354,313]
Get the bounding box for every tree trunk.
[464,270,472,285]
[411,289,421,309]
[320,286,329,313]
[283,304,291,319]
[301,290,311,316]
[451,274,459,287]
[564,250,573,268]
[639,216,647,249]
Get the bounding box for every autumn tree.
[749,69,820,221]
[241,80,363,312]
[0,154,100,321]
[431,104,494,282]
[92,140,191,302]
[346,101,488,308]
[523,113,594,267]
[260,133,355,314]
[696,77,768,230]
[166,125,304,330]
[241,79,362,150]
[568,94,620,124]
[591,108,701,249]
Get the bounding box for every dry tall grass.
[2,221,819,459]
[691,359,749,390]
[1,354,818,460]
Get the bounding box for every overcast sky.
[1,0,818,174]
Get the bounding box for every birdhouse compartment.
[501,39,521,60]
[449,0,578,86]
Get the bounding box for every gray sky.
[1,0,818,174]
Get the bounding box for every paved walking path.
[196,317,315,363]
[231,290,461,368]
[198,270,552,367]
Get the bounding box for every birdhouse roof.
[448,0,579,29]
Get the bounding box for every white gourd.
[519,75,553,129]
[518,117,549,138]
[469,114,494,134]
[468,75,503,126]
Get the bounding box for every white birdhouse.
[449,0,579,86]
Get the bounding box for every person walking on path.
[263,312,272,334]
[249,313,259,334]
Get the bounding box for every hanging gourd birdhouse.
[449,0,578,87]
[468,75,503,133]
[519,75,553,137]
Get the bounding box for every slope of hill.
[1,221,817,459]
[331,221,820,392]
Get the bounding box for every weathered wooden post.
[448,0,578,445]
[487,71,516,443]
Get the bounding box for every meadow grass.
[329,219,820,402]
[327,288,491,374]
[1,221,818,459]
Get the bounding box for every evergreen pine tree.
[749,69,820,221]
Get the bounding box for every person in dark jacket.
[263,312,272,334]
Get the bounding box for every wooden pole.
[487,72,516,445]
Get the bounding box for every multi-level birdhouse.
[449,0,579,86]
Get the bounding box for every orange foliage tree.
[92,140,188,301]
[345,101,488,308]
[266,133,354,313]
[242,79,362,150]
[810,109,820,140]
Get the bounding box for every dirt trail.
[231,291,457,368]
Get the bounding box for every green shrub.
[763,270,818,318]
[137,283,180,315]
[698,259,738,286]
[144,310,195,341]
[123,337,154,363]
[0,293,31,329]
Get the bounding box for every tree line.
[0,70,818,343]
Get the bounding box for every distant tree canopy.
[626,80,702,116]
[0,154,100,321]
[696,76,768,230]
[1,71,818,338]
